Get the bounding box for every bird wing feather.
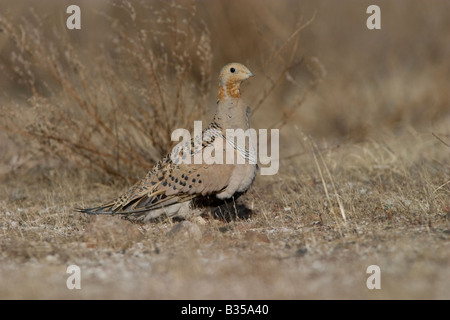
[78,125,236,215]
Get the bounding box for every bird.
[77,63,257,222]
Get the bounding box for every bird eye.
[230,67,236,73]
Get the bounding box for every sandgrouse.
[78,63,257,221]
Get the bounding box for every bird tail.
[74,203,118,215]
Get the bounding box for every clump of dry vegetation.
[0,1,216,181]
[0,0,449,300]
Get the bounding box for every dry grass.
[1,0,450,299]
[0,1,216,181]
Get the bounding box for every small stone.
[167,221,202,241]
[295,247,308,257]
[192,216,207,225]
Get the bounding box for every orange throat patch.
[218,81,240,102]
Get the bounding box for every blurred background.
[0,0,449,180]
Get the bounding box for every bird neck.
[217,81,241,103]
[213,96,250,130]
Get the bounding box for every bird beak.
[248,72,255,77]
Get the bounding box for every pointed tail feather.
[76,193,197,217]
[74,204,119,215]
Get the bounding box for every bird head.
[219,63,254,86]
[217,63,254,102]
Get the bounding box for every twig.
[307,135,346,236]
[432,132,450,148]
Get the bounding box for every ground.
[1,123,449,299]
